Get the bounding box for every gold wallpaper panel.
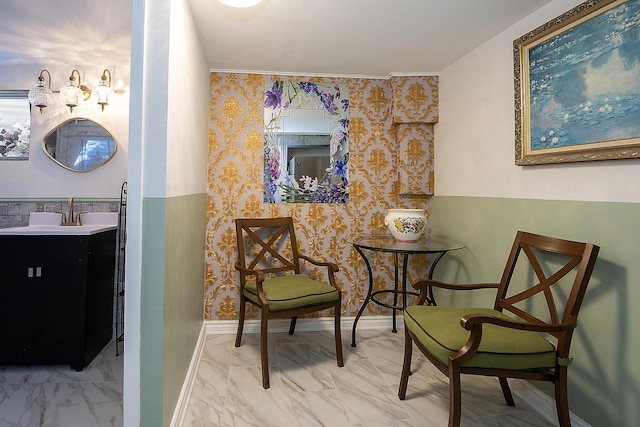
[396,123,435,195]
[390,75,439,124]
[205,73,439,321]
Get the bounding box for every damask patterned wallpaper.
[205,72,438,321]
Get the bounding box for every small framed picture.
[0,90,31,160]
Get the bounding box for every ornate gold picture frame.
[514,0,640,165]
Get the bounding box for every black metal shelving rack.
[115,182,127,356]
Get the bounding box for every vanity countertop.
[0,224,118,236]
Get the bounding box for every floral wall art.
[0,92,30,160]
[205,73,438,321]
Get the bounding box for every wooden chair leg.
[288,316,297,335]
[448,364,462,427]
[398,327,413,400]
[235,295,246,348]
[260,308,270,389]
[499,377,515,406]
[334,302,344,367]
[555,367,571,427]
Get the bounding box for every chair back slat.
[235,217,300,285]
[495,231,599,342]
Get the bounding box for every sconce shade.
[95,69,112,111]
[59,82,83,112]
[217,0,263,7]
[59,69,90,113]
[28,69,53,113]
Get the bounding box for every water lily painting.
[0,91,30,160]
[264,80,349,203]
[514,0,640,165]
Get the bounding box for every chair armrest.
[413,279,500,291]
[298,254,339,273]
[449,313,575,366]
[461,314,576,334]
[412,279,499,304]
[235,261,264,280]
[234,261,268,304]
[298,254,342,292]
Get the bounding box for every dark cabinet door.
[31,257,83,363]
[30,236,85,364]
[0,255,36,362]
[82,230,116,368]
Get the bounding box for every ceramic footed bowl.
[384,208,427,242]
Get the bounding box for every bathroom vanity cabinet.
[0,229,116,371]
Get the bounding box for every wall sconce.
[95,69,112,111]
[59,69,91,113]
[28,69,54,113]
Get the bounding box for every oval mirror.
[42,118,117,172]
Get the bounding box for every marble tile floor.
[183,329,559,427]
[0,329,561,427]
[0,340,123,427]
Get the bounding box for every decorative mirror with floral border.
[264,80,349,203]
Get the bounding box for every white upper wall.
[166,0,209,198]
[436,0,640,203]
[136,0,208,200]
[0,64,129,199]
[137,0,170,199]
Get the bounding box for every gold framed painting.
[514,0,640,165]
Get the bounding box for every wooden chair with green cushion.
[234,216,344,389]
[398,231,599,427]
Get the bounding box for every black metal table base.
[351,248,449,347]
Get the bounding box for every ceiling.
[0,0,132,67]
[0,0,553,76]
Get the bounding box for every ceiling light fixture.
[59,69,91,113]
[95,69,113,111]
[217,0,264,8]
[28,69,53,113]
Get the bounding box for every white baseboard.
[204,314,401,335]
[171,316,590,427]
[169,322,207,427]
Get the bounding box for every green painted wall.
[140,198,166,427]
[431,195,640,427]
[162,193,206,425]
[140,193,206,427]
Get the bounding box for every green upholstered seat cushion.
[404,306,556,370]
[243,275,339,312]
